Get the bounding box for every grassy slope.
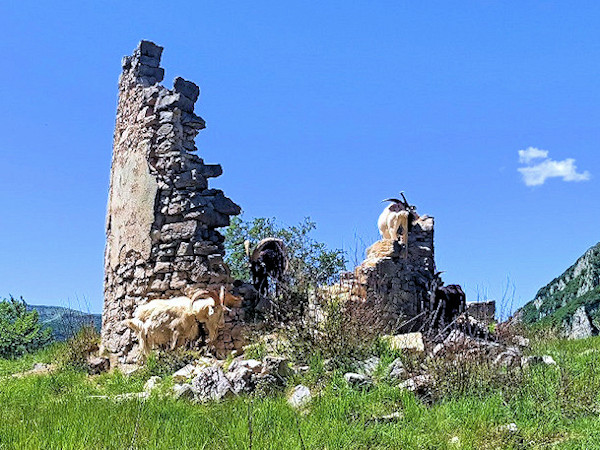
[1,338,600,449]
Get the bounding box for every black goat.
[435,284,466,325]
[244,238,288,297]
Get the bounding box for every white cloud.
[518,147,548,164]
[517,147,591,186]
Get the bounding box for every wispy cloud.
[517,147,590,186]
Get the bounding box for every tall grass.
[1,335,600,448]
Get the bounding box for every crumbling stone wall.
[354,215,437,331]
[102,41,242,364]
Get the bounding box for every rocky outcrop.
[517,242,600,337]
[102,41,241,364]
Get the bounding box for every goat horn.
[400,192,410,206]
[382,198,402,203]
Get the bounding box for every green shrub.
[0,296,52,358]
[224,216,347,286]
[56,325,100,370]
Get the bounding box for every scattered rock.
[228,358,262,374]
[226,366,254,394]
[344,372,373,390]
[144,376,161,392]
[522,355,557,367]
[382,332,425,352]
[387,358,406,381]
[121,364,140,376]
[172,364,199,381]
[360,356,381,376]
[12,363,55,378]
[87,356,109,375]
[493,346,522,368]
[288,385,312,409]
[90,392,150,402]
[261,356,290,379]
[399,374,433,393]
[567,305,597,340]
[173,383,196,400]
[192,366,233,402]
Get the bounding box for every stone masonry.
[354,215,437,331]
[102,41,242,364]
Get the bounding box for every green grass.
[1,337,600,449]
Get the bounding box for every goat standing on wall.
[378,192,419,256]
[244,238,288,297]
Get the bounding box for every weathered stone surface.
[288,385,312,409]
[344,372,373,389]
[522,355,557,367]
[87,356,110,375]
[172,364,199,381]
[101,41,242,363]
[353,214,437,331]
[567,305,596,339]
[387,358,406,381]
[226,366,254,394]
[383,332,425,352]
[261,356,291,379]
[144,376,162,392]
[173,383,196,400]
[399,374,433,393]
[360,356,381,376]
[465,300,496,323]
[191,366,233,402]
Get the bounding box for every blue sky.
[1,2,598,314]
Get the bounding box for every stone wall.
[354,215,437,331]
[102,41,243,364]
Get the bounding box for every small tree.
[224,216,347,287]
[0,296,52,358]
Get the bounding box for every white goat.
[378,199,410,242]
[124,287,237,359]
[378,193,419,260]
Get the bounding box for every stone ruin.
[102,41,247,364]
[101,41,494,366]
[354,214,438,331]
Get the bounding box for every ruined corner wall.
[355,215,436,331]
[102,41,241,364]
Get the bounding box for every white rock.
[192,366,233,402]
[399,374,433,392]
[344,372,373,389]
[288,385,312,409]
[173,383,196,400]
[521,355,557,368]
[172,364,197,381]
[382,332,424,352]
[144,376,161,392]
[387,358,406,381]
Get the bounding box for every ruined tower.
[102,41,240,364]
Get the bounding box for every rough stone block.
[174,77,200,102]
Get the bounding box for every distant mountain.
[27,304,102,341]
[517,242,600,338]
